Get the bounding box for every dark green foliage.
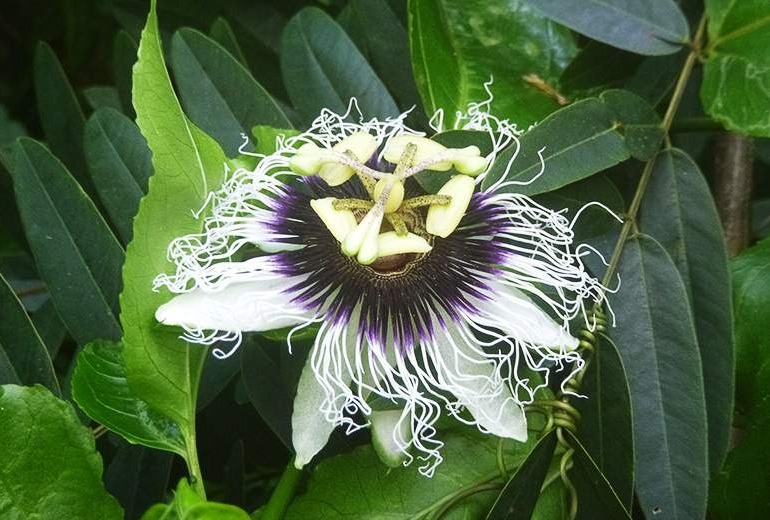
[0,0,763,518]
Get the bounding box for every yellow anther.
[450,147,488,176]
[373,176,405,213]
[341,209,383,265]
[377,232,432,257]
[310,198,358,242]
[426,175,475,238]
[383,135,452,171]
[319,132,378,186]
[289,143,326,176]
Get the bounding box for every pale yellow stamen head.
[377,231,432,257]
[373,176,405,213]
[319,132,378,186]
[383,135,453,171]
[426,175,476,238]
[310,198,358,242]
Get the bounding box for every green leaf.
[486,431,557,520]
[85,107,152,244]
[32,299,67,359]
[113,30,139,117]
[83,86,124,112]
[170,27,291,157]
[639,149,734,475]
[731,237,770,411]
[609,235,708,519]
[702,56,770,137]
[535,173,624,243]
[709,400,770,519]
[599,89,663,160]
[0,384,122,519]
[196,341,242,412]
[573,334,634,514]
[104,443,173,520]
[281,7,399,124]
[625,54,684,108]
[251,125,300,155]
[0,272,59,394]
[72,340,187,455]
[0,104,26,146]
[338,0,421,111]
[567,431,632,519]
[140,479,250,520]
[717,239,770,517]
[122,0,226,434]
[409,0,577,128]
[481,98,630,195]
[286,428,535,519]
[0,345,19,385]
[702,0,770,136]
[240,340,294,448]
[524,0,690,55]
[7,138,124,345]
[210,17,249,69]
[560,42,643,97]
[33,42,93,195]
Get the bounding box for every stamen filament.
[332,198,374,211]
[401,194,452,209]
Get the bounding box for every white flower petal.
[292,319,361,469]
[155,280,309,333]
[291,353,339,469]
[477,283,579,350]
[438,326,527,441]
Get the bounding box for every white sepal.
[292,352,339,469]
[310,198,358,242]
[479,283,579,350]
[439,326,528,441]
[155,280,307,332]
[377,232,432,257]
[426,175,475,238]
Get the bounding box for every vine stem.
[186,439,206,498]
[544,15,709,520]
[262,459,303,520]
[599,14,708,289]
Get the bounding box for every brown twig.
[714,133,754,257]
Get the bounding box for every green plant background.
[0,0,769,518]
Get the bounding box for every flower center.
[291,133,488,266]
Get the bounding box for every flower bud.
[426,175,475,238]
[371,409,412,468]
